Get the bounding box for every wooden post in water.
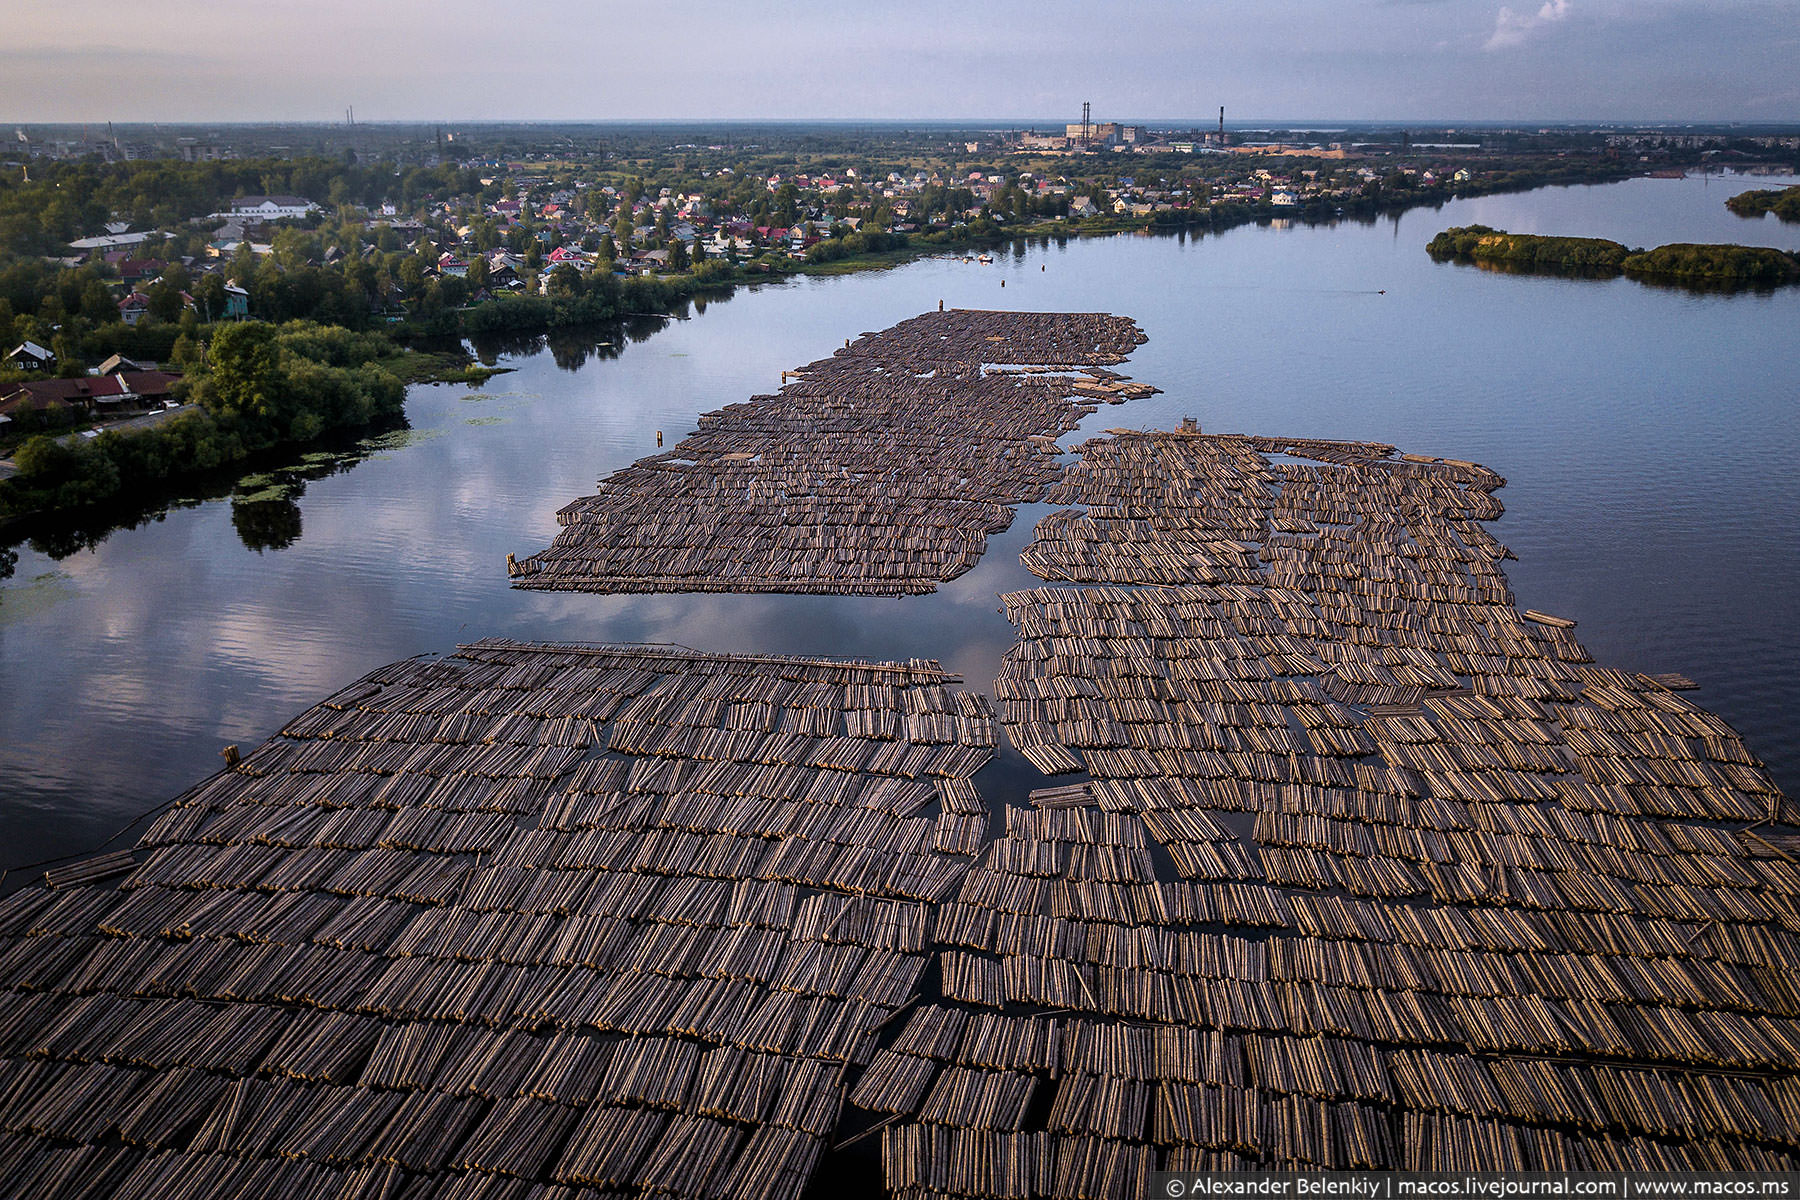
[656,431,663,446]
[221,745,239,767]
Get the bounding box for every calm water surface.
[4,173,1797,876]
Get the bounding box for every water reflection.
[12,504,194,566]
[1626,272,1790,297]
[1442,255,1624,283]
[0,416,429,580]
[230,498,303,552]
[1433,251,1794,295]
[465,311,683,372]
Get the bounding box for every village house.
[67,230,154,252]
[215,195,320,221]
[0,370,182,422]
[117,293,153,325]
[6,342,54,372]
[106,255,167,283]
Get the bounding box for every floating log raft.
[866,425,1800,1191]
[42,850,136,890]
[0,640,998,1199]
[1028,783,1098,809]
[510,308,1152,595]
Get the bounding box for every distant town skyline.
[5,0,1798,124]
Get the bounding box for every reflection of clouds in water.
[457,389,538,408]
[207,601,394,714]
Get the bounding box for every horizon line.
[8,116,1800,130]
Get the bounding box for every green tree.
[196,321,288,430]
[80,280,119,325]
[170,332,203,371]
[774,183,800,225]
[546,263,584,298]
[193,274,227,323]
[11,434,120,508]
[52,330,83,376]
[146,281,185,324]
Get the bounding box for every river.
[3,172,1797,880]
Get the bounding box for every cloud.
[1485,0,1570,49]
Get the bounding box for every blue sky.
[5,0,1797,123]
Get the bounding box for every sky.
[4,0,1797,124]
